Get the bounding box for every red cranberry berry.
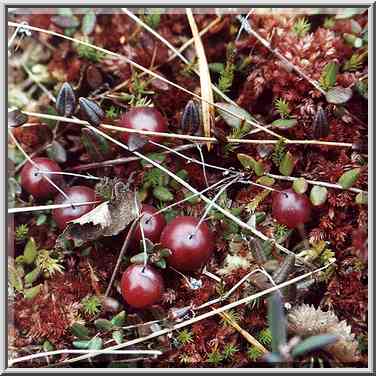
[52,186,96,229]
[120,264,165,308]
[118,107,167,150]
[20,157,64,199]
[272,189,311,229]
[160,216,215,272]
[134,204,166,244]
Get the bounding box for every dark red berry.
[52,186,97,229]
[133,204,166,244]
[272,189,311,228]
[20,157,64,199]
[160,216,215,272]
[120,264,165,308]
[118,107,168,151]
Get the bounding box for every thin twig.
[104,219,140,297]
[62,261,334,364]
[8,201,101,214]
[36,170,101,181]
[9,349,162,366]
[266,173,367,194]
[20,111,353,148]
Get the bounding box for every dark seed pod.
[8,109,28,128]
[312,106,329,139]
[79,97,104,126]
[85,65,104,90]
[56,82,76,117]
[181,100,201,135]
[272,254,295,284]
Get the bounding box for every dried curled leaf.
[288,304,360,363]
[56,179,140,248]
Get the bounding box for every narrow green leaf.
[237,154,264,176]
[36,214,48,226]
[310,186,328,206]
[279,151,295,176]
[73,340,91,349]
[320,62,338,90]
[24,284,42,300]
[43,340,54,352]
[292,177,308,194]
[112,330,124,345]
[271,118,297,130]
[24,266,41,286]
[267,292,287,353]
[88,337,103,350]
[355,191,367,205]
[291,334,338,358]
[153,186,174,202]
[337,168,361,189]
[9,262,24,292]
[71,323,90,339]
[94,319,114,331]
[111,311,126,327]
[256,176,275,186]
[216,102,255,129]
[23,238,38,265]
[82,10,96,35]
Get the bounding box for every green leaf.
[292,177,308,194]
[112,330,124,345]
[23,238,38,265]
[46,141,67,164]
[88,337,103,350]
[153,186,174,202]
[24,266,41,286]
[130,252,147,264]
[43,340,54,352]
[216,102,255,129]
[36,214,48,226]
[82,10,96,35]
[58,8,73,17]
[337,168,361,189]
[271,118,297,130]
[94,319,114,331]
[325,86,352,104]
[24,284,42,300]
[256,176,275,186]
[320,62,338,90]
[310,186,328,206]
[111,311,126,327]
[154,258,167,269]
[209,62,225,73]
[9,262,24,292]
[355,192,368,205]
[291,334,338,358]
[343,33,363,48]
[237,154,264,176]
[71,323,90,339]
[279,151,295,176]
[73,340,91,349]
[267,292,287,353]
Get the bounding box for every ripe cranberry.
[52,186,96,229]
[272,189,311,228]
[160,216,215,272]
[20,157,64,199]
[133,204,166,244]
[120,264,165,308]
[118,107,168,150]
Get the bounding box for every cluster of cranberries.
[121,209,215,308]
